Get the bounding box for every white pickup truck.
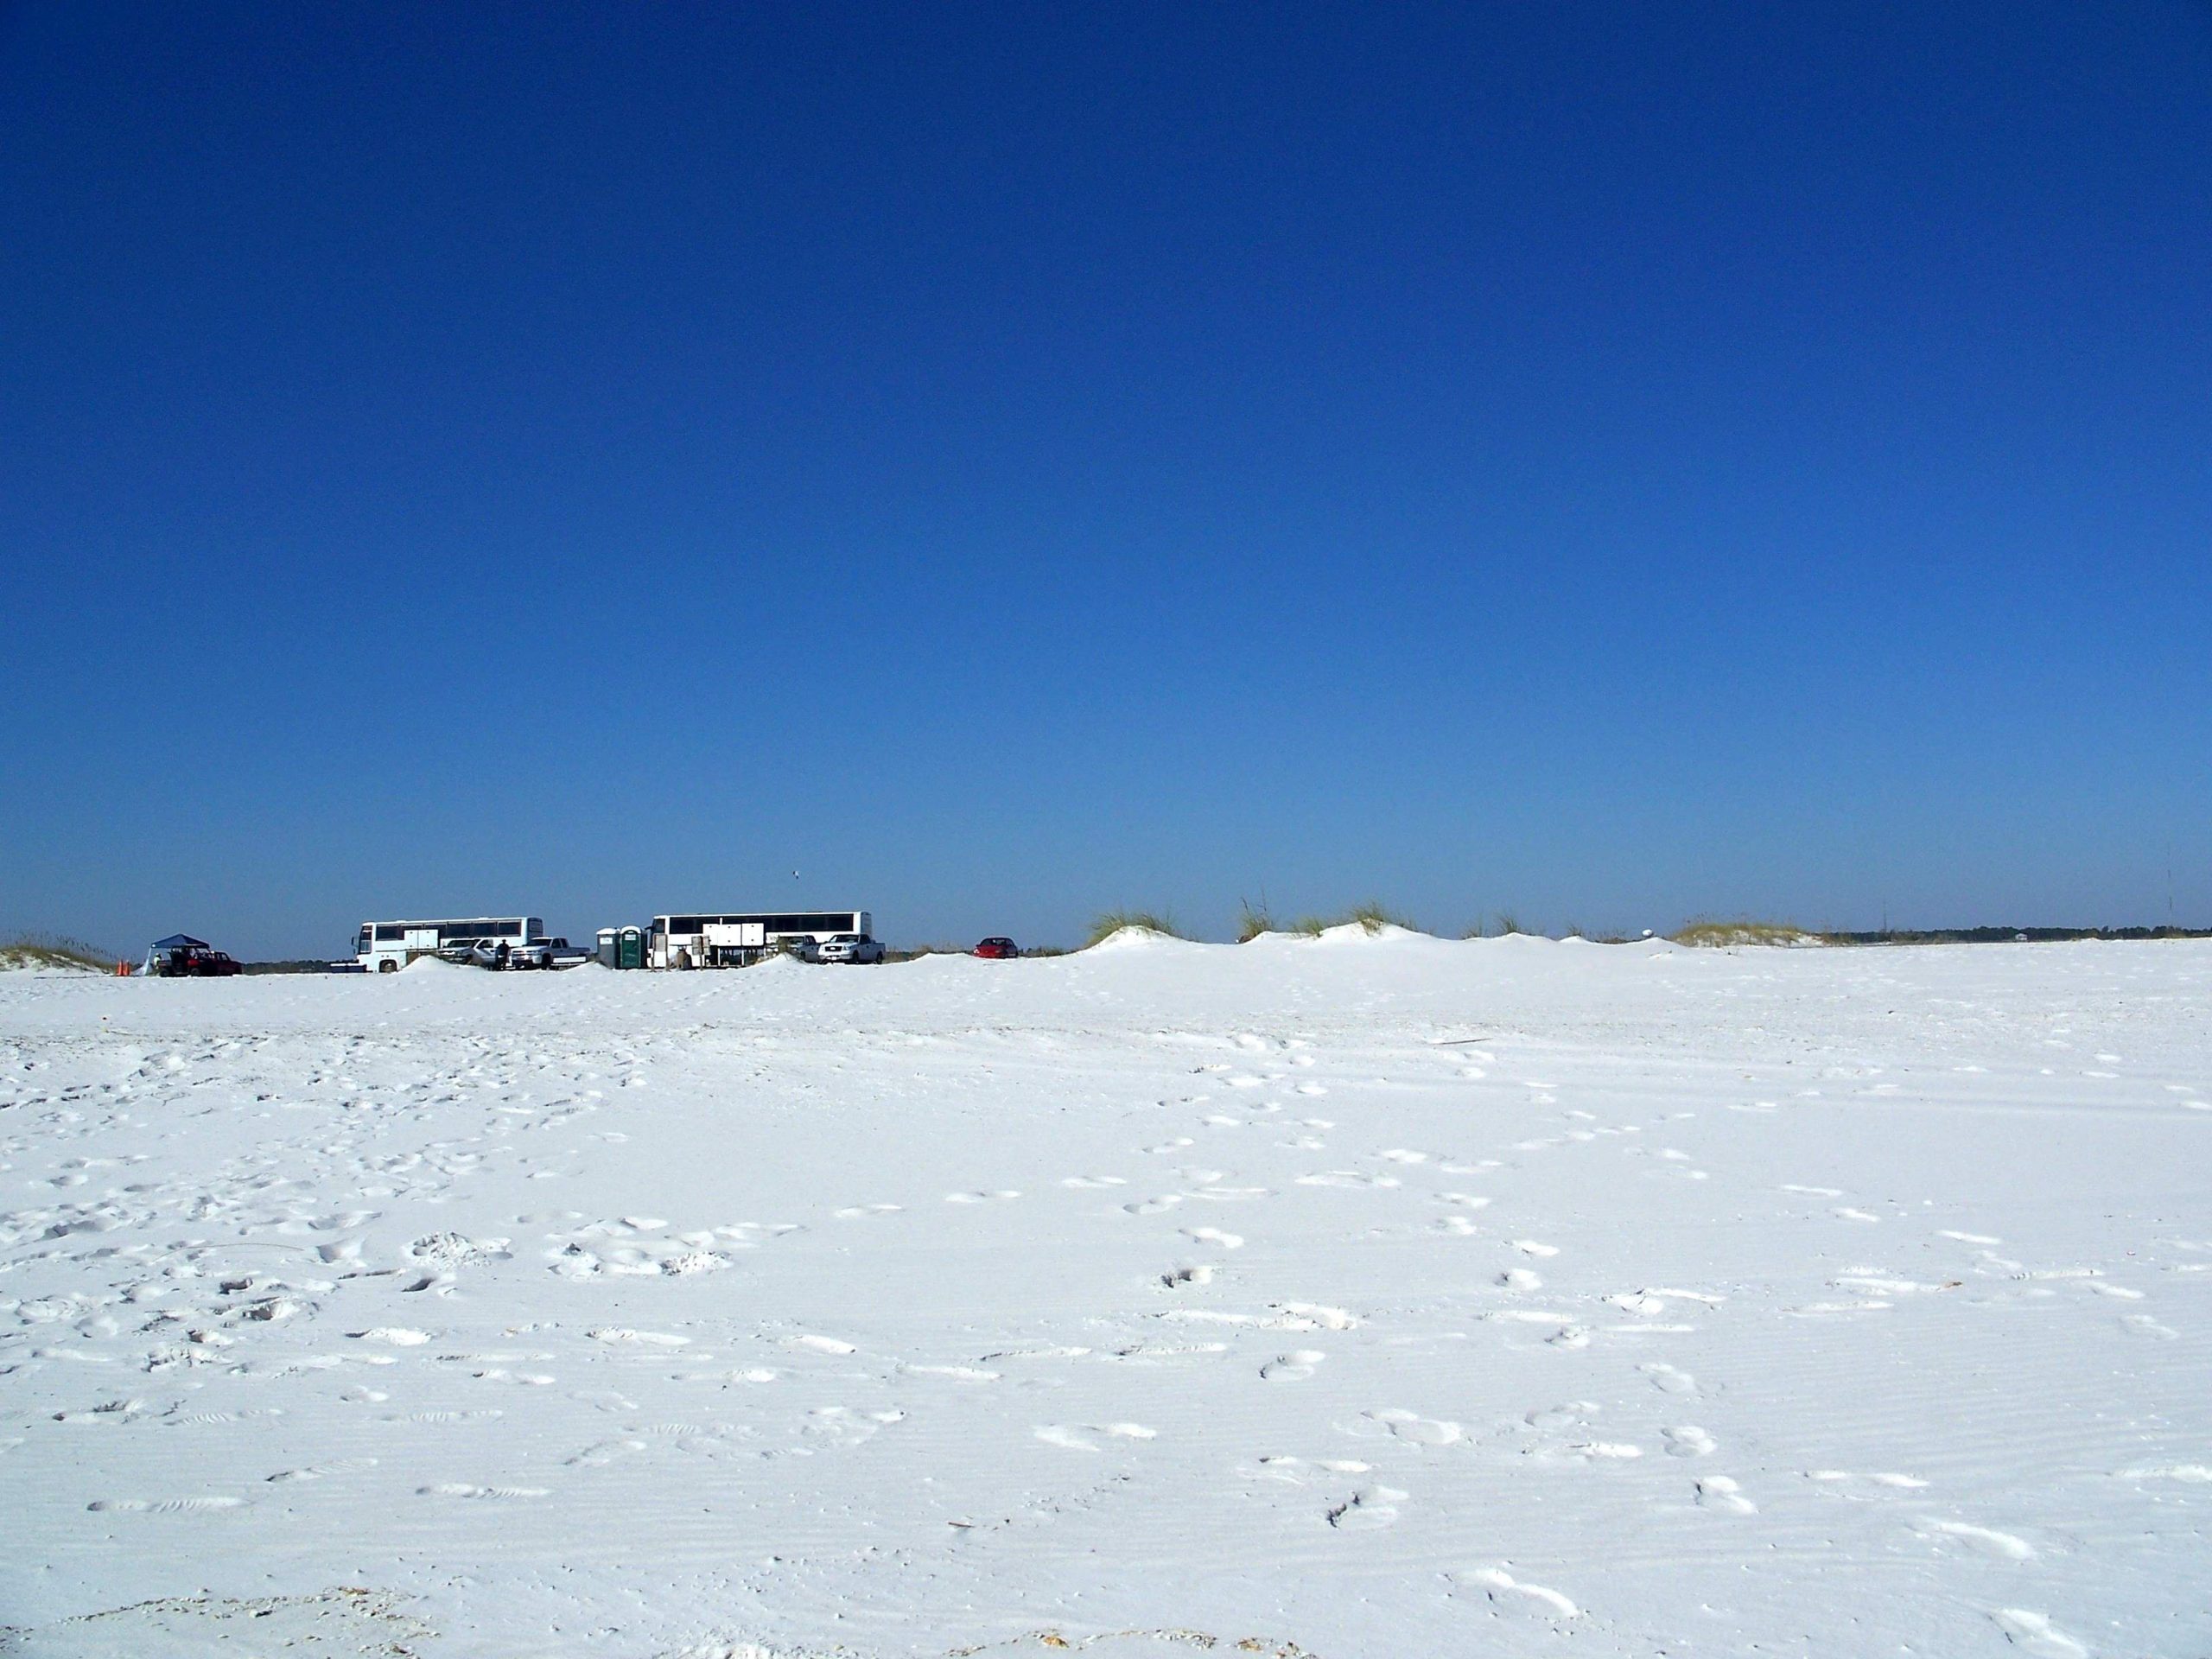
[815,933,885,964]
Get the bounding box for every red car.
[973,937,1019,959]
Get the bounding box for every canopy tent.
[143,934,219,976]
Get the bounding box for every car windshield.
[830,935,859,944]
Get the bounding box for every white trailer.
[355,916,545,974]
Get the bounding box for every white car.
[815,933,885,964]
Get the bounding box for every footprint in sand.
[1261,1349,1326,1382]
[1989,1609,2088,1658]
[1359,1408,1463,1446]
[564,1440,647,1468]
[87,1495,247,1514]
[1694,1475,1757,1514]
[1917,1518,2035,1560]
[1641,1362,1699,1396]
[2115,1463,2212,1484]
[1243,1454,1371,1486]
[1452,1567,1579,1619]
[1034,1422,1157,1452]
[1662,1426,1716,1458]
[1181,1227,1243,1250]
[2122,1313,2180,1338]
[265,1458,378,1482]
[1325,1484,1407,1530]
[1804,1469,1929,1501]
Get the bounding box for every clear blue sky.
[5,3,2209,957]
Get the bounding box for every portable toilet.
[617,926,645,970]
[595,928,619,968]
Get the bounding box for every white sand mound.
[1086,925,1198,951]
[1310,921,1431,944]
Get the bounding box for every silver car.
[815,933,885,964]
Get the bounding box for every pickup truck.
[816,933,886,964]
[471,937,591,969]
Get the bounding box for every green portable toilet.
[617,926,645,970]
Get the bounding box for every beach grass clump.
[1291,915,1326,938]
[1086,910,1184,947]
[1236,899,1274,943]
[1335,901,1418,935]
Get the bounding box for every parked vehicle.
[467,936,577,969]
[161,947,243,977]
[817,933,885,964]
[973,937,1019,959]
[143,934,244,977]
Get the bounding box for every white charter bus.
[648,911,872,969]
[356,916,544,973]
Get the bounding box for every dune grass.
[1670,918,1826,948]
[0,933,116,972]
[1236,899,1274,944]
[1344,901,1414,935]
[1085,910,1184,947]
[1290,915,1326,938]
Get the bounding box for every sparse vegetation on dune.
[1344,900,1414,935]
[0,933,115,973]
[1670,918,1828,948]
[1236,899,1274,944]
[1258,904,1420,940]
[1085,910,1185,947]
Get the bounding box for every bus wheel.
[378,958,398,974]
